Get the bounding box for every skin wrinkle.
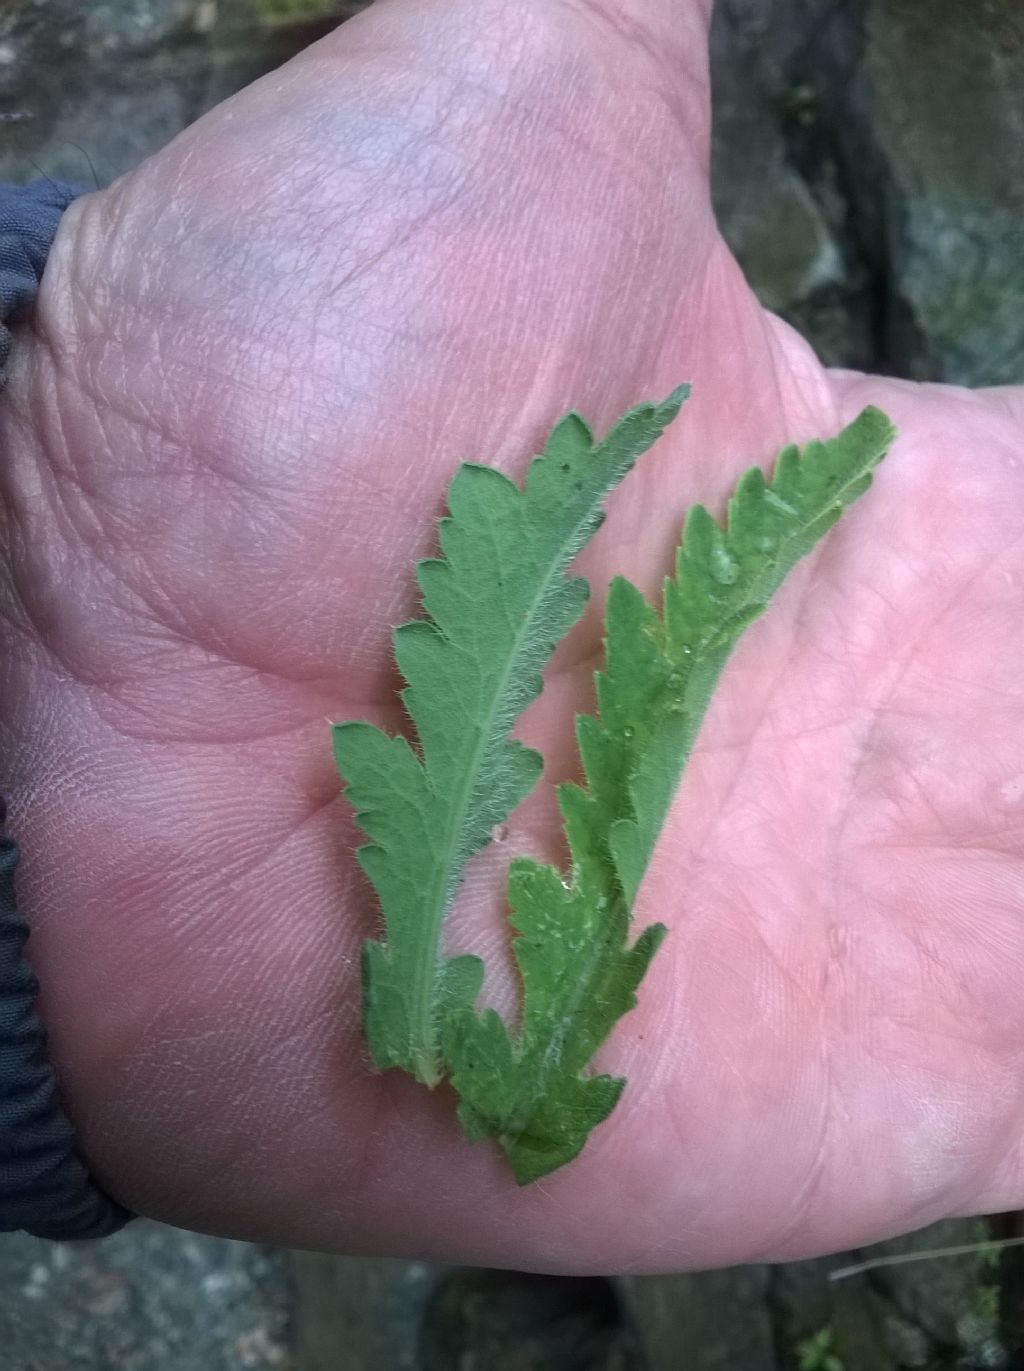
[558,0,704,93]
[112,1008,352,1224]
[22,340,160,561]
[154,783,343,921]
[28,197,100,353]
[816,684,882,1242]
[832,613,961,857]
[690,590,807,844]
[1,436,125,691]
[702,943,826,1255]
[843,529,1024,856]
[876,842,1024,862]
[15,347,357,697]
[322,171,468,306]
[763,314,840,434]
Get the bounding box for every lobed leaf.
[333,386,690,1085]
[443,406,897,1182]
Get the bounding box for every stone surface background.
[0,1,1021,1368]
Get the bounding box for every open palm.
[1,0,1022,1272]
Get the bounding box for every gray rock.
[0,1,367,189]
[712,0,1024,385]
[618,1266,777,1371]
[712,25,846,314]
[290,1255,645,1371]
[770,1219,1008,1371]
[0,0,250,187]
[292,1253,443,1371]
[710,1,878,371]
[0,1220,292,1371]
[423,1269,637,1371]
[862,0,1024,384]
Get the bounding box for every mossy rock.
[252,0,345,23]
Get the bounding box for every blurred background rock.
[0,0,1020,1367]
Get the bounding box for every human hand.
[1,0,1022,1271]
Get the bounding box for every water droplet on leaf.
[709,544,740,584]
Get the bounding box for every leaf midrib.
[403,455,621,1081]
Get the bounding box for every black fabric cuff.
[0,177,86,381]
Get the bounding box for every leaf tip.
[659,382,692,421]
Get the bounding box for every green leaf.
[333,386,690,1085]
[443,406,896,1182]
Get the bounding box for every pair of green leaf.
[333,389,895,1183]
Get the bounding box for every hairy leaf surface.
[333,387,690,1085]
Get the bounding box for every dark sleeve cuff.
[0,178,86,381]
